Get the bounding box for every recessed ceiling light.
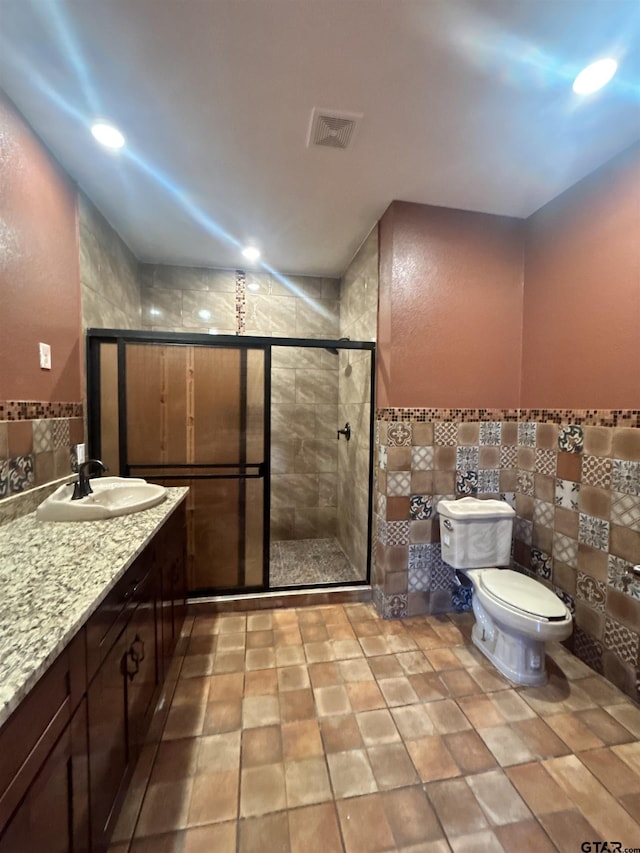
[242,246,261,262]
[198,309,212,320]
[91,122,125,149]
[247,282,260,292]
[572,58,618,95]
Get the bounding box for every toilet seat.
[478,569,569,622]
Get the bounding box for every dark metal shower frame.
[86,329,376,597]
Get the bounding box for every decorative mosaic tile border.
[235,269,246,335]
[0,401,84,421]
[520,409,640,427]
[377,407,640,428]
[377,408,519,423]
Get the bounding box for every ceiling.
[1,0,639,278]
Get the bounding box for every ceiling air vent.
[308,108,362,150]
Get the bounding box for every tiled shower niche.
[374,410,640,702]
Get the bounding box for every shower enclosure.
[86,330,374,596]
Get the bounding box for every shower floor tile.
[270,538,364,587]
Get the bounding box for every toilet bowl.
[465,567,572,686]
[438,497,573,686]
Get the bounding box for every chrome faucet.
[72,459,108,500]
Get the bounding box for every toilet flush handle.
[443,519,453,531]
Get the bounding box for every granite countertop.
[0,487,188,728]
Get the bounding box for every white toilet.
[438,497,573,686]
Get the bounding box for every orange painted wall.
[377,201,525,408]
[0,91,82,402]
[521,142,640,409]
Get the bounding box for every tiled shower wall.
[140,265,341,338]
[337,226,378,575]
[271,347,339,541]
[373,409,640,702]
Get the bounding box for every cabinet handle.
[122,649,139,682]
[130,633,145,665]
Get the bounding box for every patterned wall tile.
[500,491,516,508]
[408,564,431,592]
[477,469,499,494]
[32,419,53,453]
[514,516,533,545]
[452,584,473,612]
[431,559,454,591]
[378,446,388,470]
[479,422,502,446]
[553,533,578,568]
[9,455,34,493]
[500,445,518,468]
[573,627,604,672]
[382,593,408,619]
[388,423,412,447]
[408,543,430,569]
[604,617,639,665]
[535,448,557,476]
[607,555,640,601]
[412,446,434,470]
[611,459,640,496]
[531,547,552,580]
[377,494,387,517]
[518,422,536,447]
[610,492,640,531]
[554,587,576,615]
[384,521,410,546]
[533,499,555,528]
[555,478,580,511]
[582,455,611,489]
[0,460,8,498]
[558,424,584,453]
[578,513,610,551]
[517,470,534,496]
[456,446,479,471]
[456,470,478,496]
[576,572,607,612]
[434,422,457,446]
[387,471,411,496]
[410,495,432,520]
[52,419,70,450]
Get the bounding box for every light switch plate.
[76,443,86,465]
[39,342,51,370]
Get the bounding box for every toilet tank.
[438,497,515,569]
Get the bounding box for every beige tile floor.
[110,603,640,853]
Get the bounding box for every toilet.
[438,497,573,686]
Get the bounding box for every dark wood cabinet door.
[87,629,128,851]
[124,569,159,754]
[0,700,89,853]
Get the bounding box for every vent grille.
[308,108,361,150]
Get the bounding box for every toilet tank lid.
[438,497,515,520]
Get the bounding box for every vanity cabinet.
[0,500,186,853]
[0,634,90,853]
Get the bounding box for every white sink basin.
[36,477,167,522]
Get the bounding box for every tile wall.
[337,226,378,576]
[79,192,141,330]
[373,409,640,702]
[140,265,341,339]
[271,347,340,541]
[0,404,84,525]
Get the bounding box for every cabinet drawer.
[86,557,152,682]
